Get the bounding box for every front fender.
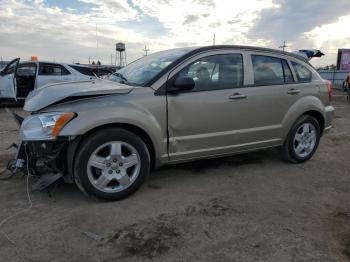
[47,90,167,162]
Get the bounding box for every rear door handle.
[287,88,301,95]
[229,93,247,100]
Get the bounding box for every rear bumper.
[324,105,335,134]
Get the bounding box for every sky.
[0,0,349,67]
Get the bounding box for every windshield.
[109,48,193,86]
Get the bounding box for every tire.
[74,128,150,200]
[281,115,320,163]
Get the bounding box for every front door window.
[176,54,244,92]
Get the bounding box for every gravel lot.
[0,90,349,262]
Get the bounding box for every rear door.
[228,52,299,144]
[0,58,19,99]
[37,63,72,87]
[229,53,300,143]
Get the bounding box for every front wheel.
[74,128,150,200]
[281,115,320,163]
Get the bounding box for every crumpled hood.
[24,79,135,111]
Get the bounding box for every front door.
[0,58,20,99]
[167,52,249,161]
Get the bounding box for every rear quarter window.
[291,61,312,82]
[70,65,95,76]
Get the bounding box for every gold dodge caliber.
[17,45,334,200]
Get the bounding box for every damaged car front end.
[8,78,136,191]
[10,111,80,190]
[22,112,76,178]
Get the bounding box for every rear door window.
[291,61,312,82]
[39,63,71,76]
[252,55,286,85]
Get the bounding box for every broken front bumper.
[5,108,81,188]
[15,137,81,185]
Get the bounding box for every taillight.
[326,80,333,102]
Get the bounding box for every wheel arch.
[67,123,157,179]
[281,96,326,141]
[302,110,325,136]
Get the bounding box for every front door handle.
[229,93,247,100]
[287,88,301,95]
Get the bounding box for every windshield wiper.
[114,72,128,83]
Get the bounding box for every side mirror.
[168,76,195,94]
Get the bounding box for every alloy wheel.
[293,123,317,158]
[87,141,141,193]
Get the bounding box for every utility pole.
[213,33,216,46]
[142,45,150,56]
[279,41,288,52]
[95,23,99,63]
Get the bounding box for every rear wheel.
[281,115,320,163]
[74,128,150,200]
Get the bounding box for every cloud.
[302,14,350,67]
[248,0,350,45]
[0,0,163,63]
[0,0,349,67]
[247,0,350,66]
[78,0,139,21]
[183,15,201,25]
[134,0,278,46]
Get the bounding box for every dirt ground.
[0,90,349,262]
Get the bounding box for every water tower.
[116,42,126,67]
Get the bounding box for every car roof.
[19,61,67,65]
[188,45,310,64]
[19,61,93,69]
[146,45,311,87]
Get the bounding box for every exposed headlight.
[20,112,76,141]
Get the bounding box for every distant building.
[337,49,350,70]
